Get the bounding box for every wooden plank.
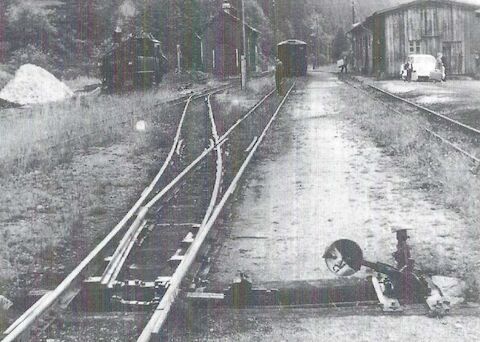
[186,292,225,300]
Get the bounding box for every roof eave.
[372,0,480,17]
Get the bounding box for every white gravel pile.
[0,64,73,105]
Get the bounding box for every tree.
[332,28,349,60]
[6,4,57,53]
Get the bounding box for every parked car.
[400,54,436,81]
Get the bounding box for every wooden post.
[176,44,181,73]
[241,0,247,90]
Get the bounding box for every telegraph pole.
[241,0,247,90]
[352,1,356,24]
[273,0,277,48]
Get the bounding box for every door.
[443,42,464,74]
[364,36,369,74]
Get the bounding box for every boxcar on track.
[277,40,308,77]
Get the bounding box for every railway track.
[2,79,295,342]
[341,75,480,164]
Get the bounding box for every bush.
[9,45,56,74]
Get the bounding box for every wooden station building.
[349,0,480,77]
[201,1,259,78]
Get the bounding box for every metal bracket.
[424,277,450,317]
[371,275,403,312]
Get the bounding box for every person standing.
[275,58,284,95]
[404,58,413,82]
[441,54,447,82]
[341,55,349,73]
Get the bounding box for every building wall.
[202,12,257,78]
[351,27,373,74]
[383,3,480,76]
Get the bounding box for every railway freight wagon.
[277,40,308,77]
[101,32,168,92]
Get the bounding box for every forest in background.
[0,0,410,78]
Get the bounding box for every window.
[409,40,421,54]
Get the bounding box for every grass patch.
[88,206,108,217]
[0,88,177,177]
[342,91,480,218]
[341,85,480,297]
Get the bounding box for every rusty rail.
[137,81,296,342]
[341,77,480,164]
[1,86,226,342]
[367,83,480,136]
[2,82,277,342]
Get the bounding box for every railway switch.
[323,229,450,316]
[188,230,452,315]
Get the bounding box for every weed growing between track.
[340,85,480,300]
[0,90,184,310]
[0,78,272,325]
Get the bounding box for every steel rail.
[204,94,223,223]
[219,88,276,142]
[1,84,275,342]
[367,83,480,163]
[1,140,227,342]
[424,128,480,163]
[137,81,296,342]
[101,87,234,287]
[163,83,237,108]
[342,78,480,164]
[367,83,480,136]
[1,94,195,341]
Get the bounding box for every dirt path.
[189,72,480,341]
[208,72,470,286]
[174,306,480,342]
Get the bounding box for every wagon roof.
[372,0,480,17]
[278,40,307,46]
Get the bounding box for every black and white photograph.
[1,0,480,341]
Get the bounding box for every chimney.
[222,0,232,15]
[113,26,122,44]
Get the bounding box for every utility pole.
[241,0,247,90]
[177,44,181,73]
[352,0,356,24]
[273,0,277,49]
[316,16,320,69]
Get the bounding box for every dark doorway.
[443,41,464,74]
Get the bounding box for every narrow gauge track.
[341,76,480,163]
[138,82,296,342]
[1,88,222,342]
[2,80,295,342]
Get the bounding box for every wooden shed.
[349,0,480,77]
[201,1,259,78]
